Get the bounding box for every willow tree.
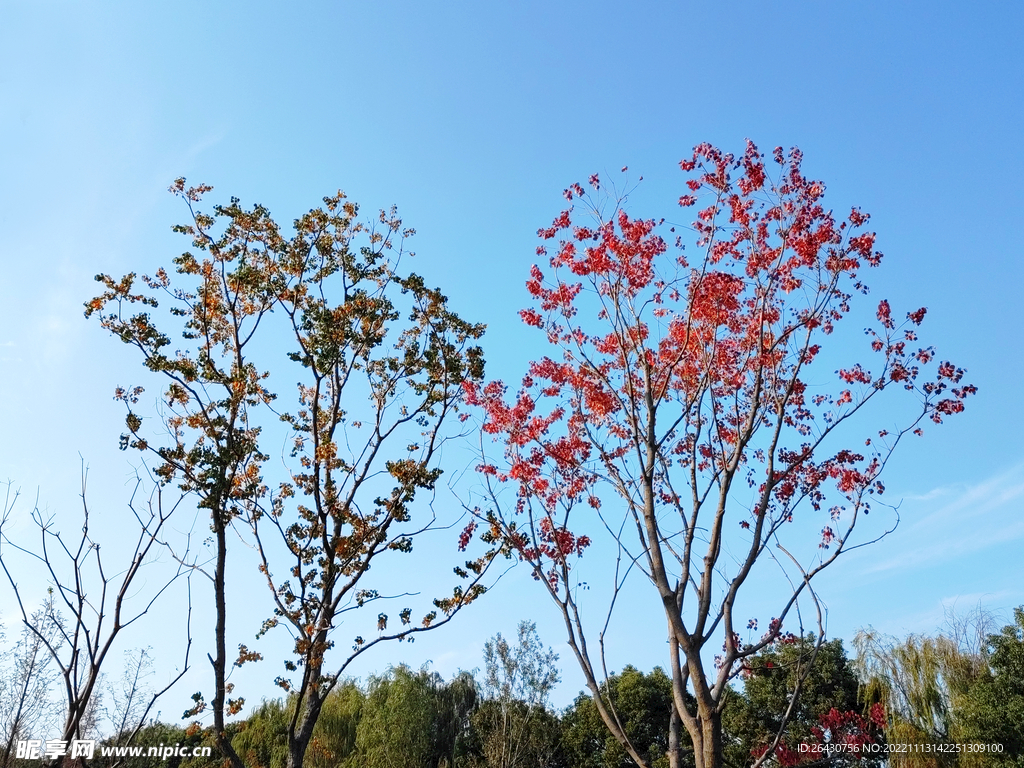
[855,607,1019,768]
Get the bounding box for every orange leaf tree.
[463,143,975,768]
[87,182,495,768]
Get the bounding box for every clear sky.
[1,0,1023,716]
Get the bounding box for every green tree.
[956,607,1024,766]
[435,672,480,768]
[723,635,879,767]
[857,631,964,766]
[103,722,214,768]
[469,621,564,768]
[468,701,564,768]
[229,684,363,768]
[355,665,476,768]
[562,666,692,768]
[304,682,364,768]
[855,607,996,767]
[230,698,291,768]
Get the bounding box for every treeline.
[5,611,1020,767]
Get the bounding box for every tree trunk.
[667,702,683,768]
[212,518,246,768]
[696,709,723,768]
[680,702,724,768]
[287,691,324,768]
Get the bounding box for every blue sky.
[1,0,1022,715]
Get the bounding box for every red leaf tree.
[464,142,974,768]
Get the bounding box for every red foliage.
[462,141,974,766]
[753,706,880,765]
[466,141,973,581]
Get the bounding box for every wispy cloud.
[862,461,1024,574]
[899,486,951,503]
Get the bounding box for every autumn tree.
[86,182,495,768]
[88,180,276,768]
[463,142,975,768]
